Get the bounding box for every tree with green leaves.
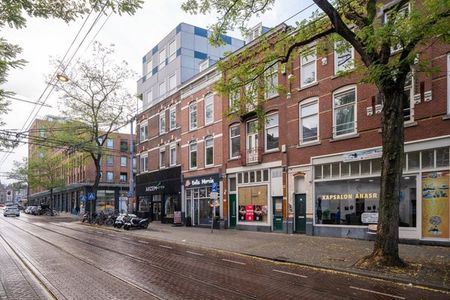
[52,42,135,216]
[0,0,142,149]
[182,0,449,267]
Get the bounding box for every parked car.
[3,204,20,217]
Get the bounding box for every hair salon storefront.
[136,167,181,223]
[183,173,221,227]
[311,137,450,242]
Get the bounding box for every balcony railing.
[246,147,259,164]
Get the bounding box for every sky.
[0,0,316,183]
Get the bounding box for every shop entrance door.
[272,197,283,231]
[295,194,306,234]
[229,194,236,228]
[152,202,161,221]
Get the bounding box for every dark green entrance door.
[229,194,236,228]
[295,194,306,233]
[273,197,283,231]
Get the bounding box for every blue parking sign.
[211,182,218,193]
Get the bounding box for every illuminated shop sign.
[320,193,378,200]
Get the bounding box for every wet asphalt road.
[0,214,448,300]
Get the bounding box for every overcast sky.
[1,0,315,183]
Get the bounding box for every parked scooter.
[114,213,136,229]
[123,216,149,230]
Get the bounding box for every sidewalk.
[121,222,449,291]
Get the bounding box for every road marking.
[349,286,405,299]
[108,234,115,237]
[138,240,149,244]
[272,269,307,278]
[222,258,246,265]
[159,245,172,249]
[186,250,204,256]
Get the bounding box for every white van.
[3,203,20,217]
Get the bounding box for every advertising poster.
[422,171,449,238]
[245,205,254,221]
[254,205,263,221]
[239,206,246,221]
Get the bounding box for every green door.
[295,194,306,234]
[272,197,283,231]
[229,194,237,228]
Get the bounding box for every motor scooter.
[123,216,149,230]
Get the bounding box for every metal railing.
[246,147,259,164]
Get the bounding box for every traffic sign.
[87,192,96,201]
[211,182,218,193]
[210,192,219,200]
[80,195,87,202]
[127,191,133,198]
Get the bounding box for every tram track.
[1,217,262,300]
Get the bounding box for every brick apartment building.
[134,14,450,242]
[28,117,134,214]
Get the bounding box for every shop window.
[408,151,420,170]
[422,171,448,238]
[421,149,435,169]
[331,162,340,178]
[230,124,240,159]
[314,165,322,180]
[300,47,316,87]
[244,172,249,183]
[350,161,360,176]
[205,136,214,167]
[250,171,255,183]
[169,106,176,130]
[204,93,214,125]
[323,164,331,179]
[299,99,319,144]
[341,162,350,177]
[265,62,278,99]
[372,159,382,174]
[436,147,450,167]
[361,160,371,175]
[238,185,268,223]
[256,171,262,182]
[189,102,197,130]
[139,197,150,213]
[334,39,354,74]
[238,173,242,184]
[265,113,279,151]
[159,112,166,134]
[315,176,416,227]
[333,87,356,137]
[189,142,197,169]
[263,169,269,181]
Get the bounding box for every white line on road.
[272,269,307,278]
[186,250,204,256]
[138,240,149,244]
[159,245,172,249]
[222,258,246,265]
[349,286,406,299]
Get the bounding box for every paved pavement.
[1,213,449,299]
[114,220,450,291]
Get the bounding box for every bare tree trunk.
[91,156,101,217]
[360,88,406,267]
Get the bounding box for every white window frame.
[159,112,166,135]
[146,59,153,76]
[204,136,214,167]
[146,89,153,107]
[106,171,114,182]
[265,113,279,152]
[139,122,148,142]
[204,93,214,125]
[300,47,317,88]
[299,97,319,144]
[447,53,450,115]
[169,106,176,130]
[403,70,415,122]
[384,3,411,54]
[120,156,127,167]
[106,138,114,149]
[334,40,354,74]
[120,173,127,183]
[230,124,240,159]
[169,143,176,166]
[159,147,166,169]
[189,142,197,169]
[159,49,166,69]
[189,102,197,130]
[265,62,279,99]
[229,80,240,111]
[169,73,176,91]
[168,40,176,62]
[140,153,148,173]
[333,86,357,138]
[159,81,166,97]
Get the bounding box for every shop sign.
[422,171,449,238]
[185,174,220,188]
[145,182,165,192]
[320,193,378,200]
[245,205,254,221]
[343,148,382,162]
[361,212,378,224]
